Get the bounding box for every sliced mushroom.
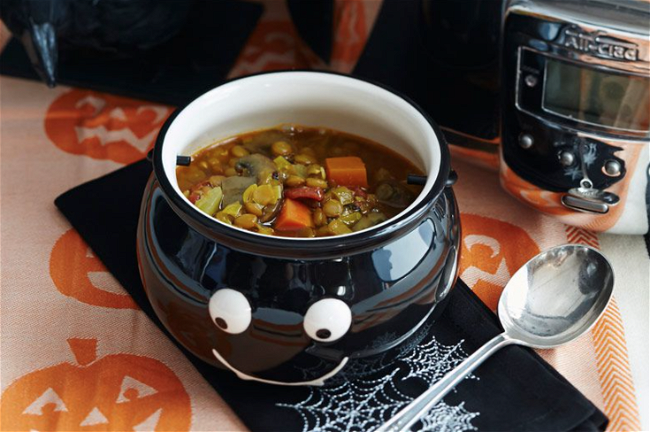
[221,176,256,206]
[236,154,277,182]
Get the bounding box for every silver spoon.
[376,244,614,432]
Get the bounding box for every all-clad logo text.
[562,27,638,61]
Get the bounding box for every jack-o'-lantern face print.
[459,214,540,310]
[50,229,138,309]
[0,338,191,431]
[45,89,172,165]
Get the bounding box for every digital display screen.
[543,59,649,132]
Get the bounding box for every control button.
[603,160,622,177]
[562,195,609,214]
[519,133,534,149]
[559,151,575,167]
[524,74,538,87]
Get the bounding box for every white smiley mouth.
[212,349,349,386]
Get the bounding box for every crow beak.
[23,21,58,87]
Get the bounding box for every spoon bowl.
[499,244,614,348]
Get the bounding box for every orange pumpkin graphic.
[45,89,172,165]
[330,0,382,73]
[459,214,540,310]
[0,338,191,431]
[50,229,138,309]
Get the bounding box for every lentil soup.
[176,125,424,237]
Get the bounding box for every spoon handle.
[375,332,515,432]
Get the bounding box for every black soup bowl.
[137,71,460,386]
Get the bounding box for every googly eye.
[303,298,352,343]
[209,289,252,334]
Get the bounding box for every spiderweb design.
[277,370,411,432]
[277,332,480,432]
[402,338,476,385]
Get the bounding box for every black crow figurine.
[0,0,192,87]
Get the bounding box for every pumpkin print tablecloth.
[1,2,648,431]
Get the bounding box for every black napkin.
[55,160,607,432]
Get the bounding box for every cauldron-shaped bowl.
[137,71,460,386]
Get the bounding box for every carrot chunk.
[275,198,314,231]
[325,157,368,187]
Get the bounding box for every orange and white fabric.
[1,2,647,431]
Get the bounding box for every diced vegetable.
[274,156,292,170]
[325,157,368,187]
[271,185,283,204]
[316,226,332,236]
[339,211,362,226]
[352,212,387,231]
[285,186,324,201]
[243,184,257,203]
[222,202,243,218]
[195,186,223,216]
[328,219,352,235]
[216,211,233,225]
[293,164,308,178]
[331,187,355,205]
[275,199,314,231]
[296,227,316,238]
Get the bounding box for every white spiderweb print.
[402,338,477,385]
[277,370,411,432]
[277,334,479,432]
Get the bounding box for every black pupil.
[215,317,228,329]
[316,329,331,339]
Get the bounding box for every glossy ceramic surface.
[137,72,460,385]
[138,178,459,384]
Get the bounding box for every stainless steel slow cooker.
[501,0,649,234]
